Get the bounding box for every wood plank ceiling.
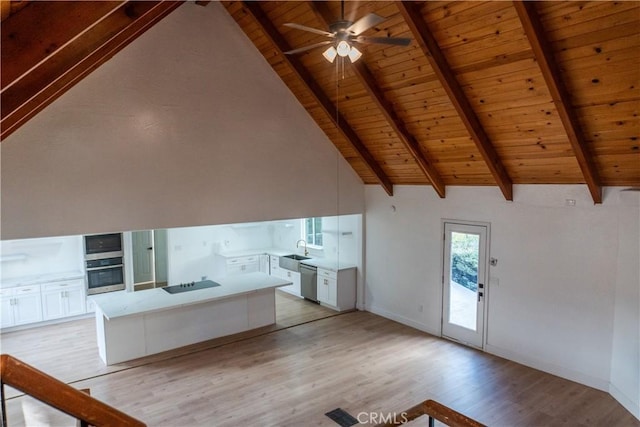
[2,1,639,203]
[223,1,640,203]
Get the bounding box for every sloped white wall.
[364,185,638,401]
[1,2,363,240]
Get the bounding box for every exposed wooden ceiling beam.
[310,1,445,199]
[1,0,30,22]
[514,1,603,204]
[1,1,182,141]
[397,1,514,201]
[241,1,394,196]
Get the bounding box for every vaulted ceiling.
[2,1,639,203]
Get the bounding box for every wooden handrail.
[0,354,145,427]
[375,399,485,427]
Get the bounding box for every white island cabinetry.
[92,272,291,365]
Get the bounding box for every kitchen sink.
[283,254,310,261]
[279,254,311,272]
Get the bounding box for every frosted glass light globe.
[336,40,350,57]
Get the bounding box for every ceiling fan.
[283,1,411,63]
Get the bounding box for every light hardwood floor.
[0,290,338,397]
[1,299,637,426]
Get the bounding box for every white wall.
[364,185,638,401]
[0,2,363,240]
[167,215,363,286]
[609,190,640,418]
[0,236,83,280]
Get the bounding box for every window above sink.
[302,218,323,249]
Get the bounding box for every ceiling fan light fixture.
[336,40,351,57]
[348,46,362,63]
[323,46,338,63]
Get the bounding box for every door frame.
[440,219,491,350]
[132,230,155,286]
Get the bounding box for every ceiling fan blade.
[283,22,333,37]
[346,13,386,35]
[355,36,412,46]
[284,40,333,55]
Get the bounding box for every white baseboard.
[366,304,440,337]
[484,343,609,392]
[609,381,640,420]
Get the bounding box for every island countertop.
[90,272,292,320]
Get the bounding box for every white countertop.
[298,258,356,272]
[90,272,291,320]
[216,248,356,272]
[216,247,292,258]
[1,270,85,288]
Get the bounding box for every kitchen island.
[90,272,291,365]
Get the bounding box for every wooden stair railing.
[0,354,145,427]
[375,399,486,427]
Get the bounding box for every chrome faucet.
[296,239,309,256]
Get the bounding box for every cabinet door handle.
[324,279,328,285]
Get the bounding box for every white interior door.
[442,222,488,349]
[132,230,154,284]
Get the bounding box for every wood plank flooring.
[0,290,338,398]
[1,297,637,426]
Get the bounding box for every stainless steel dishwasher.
[299,264,318,302]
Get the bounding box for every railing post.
[428,415,434,427]
[1,381,6,427]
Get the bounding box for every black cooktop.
[162,280,221,294]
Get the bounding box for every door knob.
[478,291,484,302]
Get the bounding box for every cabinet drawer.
[226,256,258,265]
[0,288,15,297]
[318,268,337,280]
[12,285,41,296]
[42,279,83,292]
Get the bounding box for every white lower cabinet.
[42,280,86,320]
[317,267,356,311]
[278,269,301,297]
[269,255,281,277]
[224,256,259,275]
[0,285,43,327]
[269,256,301,296]
[259,254,269,273]
[317,269,337,307]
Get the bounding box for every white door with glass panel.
[442,222,488,349]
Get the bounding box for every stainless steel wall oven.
[84,233,125,294]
